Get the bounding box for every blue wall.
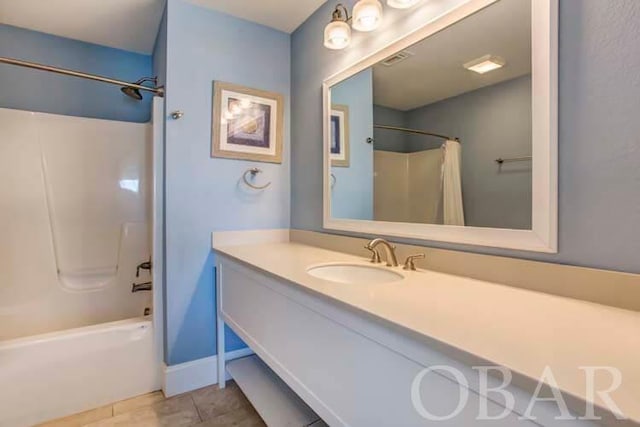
[331,69,373,220]
[153,10,168,89]
[291,0,640,273]
[163,0,291,365]
[0,24,153,123]
[152,6,169,363]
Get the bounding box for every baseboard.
[163,347,254,397]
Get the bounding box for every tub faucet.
[132,281,152,293]
[365,238,399,267]
[136,259,152,277]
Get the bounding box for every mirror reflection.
[330,0,532,230]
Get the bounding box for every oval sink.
[307,263,404,284]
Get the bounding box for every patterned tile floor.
[37,381,266,427]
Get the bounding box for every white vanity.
[213,232,639,427]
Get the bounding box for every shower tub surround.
[213,230,640,426]
[0,108,152,339]
[0,103,164,427]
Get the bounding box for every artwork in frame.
[212,81,284,163]
[330,105,350,167]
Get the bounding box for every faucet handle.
[364,245,382,264]
[403,253,425,271]
[136,259,153,277]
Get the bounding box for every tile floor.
[36,381,266,427]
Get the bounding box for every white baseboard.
[163,348,254,397]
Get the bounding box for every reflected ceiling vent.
[381,50,414,67]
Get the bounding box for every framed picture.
[330,105,350,167]
[212,82,284,163]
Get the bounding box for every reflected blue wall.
[163,0,291,365]
[373,105,408,152]
[331,69,373,220]
[0,24,152,122]
[405,75,532,230]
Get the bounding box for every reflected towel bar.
[495,156,532,164]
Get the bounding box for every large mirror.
[323,0,558,252]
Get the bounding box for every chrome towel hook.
[242,168,271,190]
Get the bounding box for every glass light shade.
[387,0,419,8]
[352,0,383,32]
[324,20,351,50]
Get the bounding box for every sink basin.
[307,263,404,284]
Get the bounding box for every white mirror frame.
[323,0,558,253]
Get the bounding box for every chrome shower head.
[120,77,158,101]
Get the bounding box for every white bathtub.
[0,317,161,427]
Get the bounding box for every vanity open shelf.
[227,354,322,426]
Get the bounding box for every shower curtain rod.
[0,56,164,97]
[374,124,459,142]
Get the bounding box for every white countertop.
[213,240,640,423]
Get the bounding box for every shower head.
[120,77,158,101]
[121,86,143,100]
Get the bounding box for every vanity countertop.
[213,239,640,423]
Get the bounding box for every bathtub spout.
[131,281,152,293]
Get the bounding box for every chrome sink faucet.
[365,238,399,267]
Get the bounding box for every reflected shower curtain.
[441,140,465,226]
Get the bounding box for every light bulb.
[324,20,351,50]
[352,0,383,32]
[387,0,419,9]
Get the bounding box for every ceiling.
[0,0,321,55]
[372,0,532,111]
[0,0,166,54]
[186,0,325,33]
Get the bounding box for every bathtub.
[0,317,161,427]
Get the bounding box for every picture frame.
[212,81,284,163]
[330,104,350,167]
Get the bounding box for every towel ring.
[330,173,336,189]
[243,168,271,190]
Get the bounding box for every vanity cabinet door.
[219,259,538,427]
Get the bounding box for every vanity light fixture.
[324,4,352,50]
[387,0,420,9]
[464,55,506,74]
[325,0,419,50]
[352,0,384,32]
